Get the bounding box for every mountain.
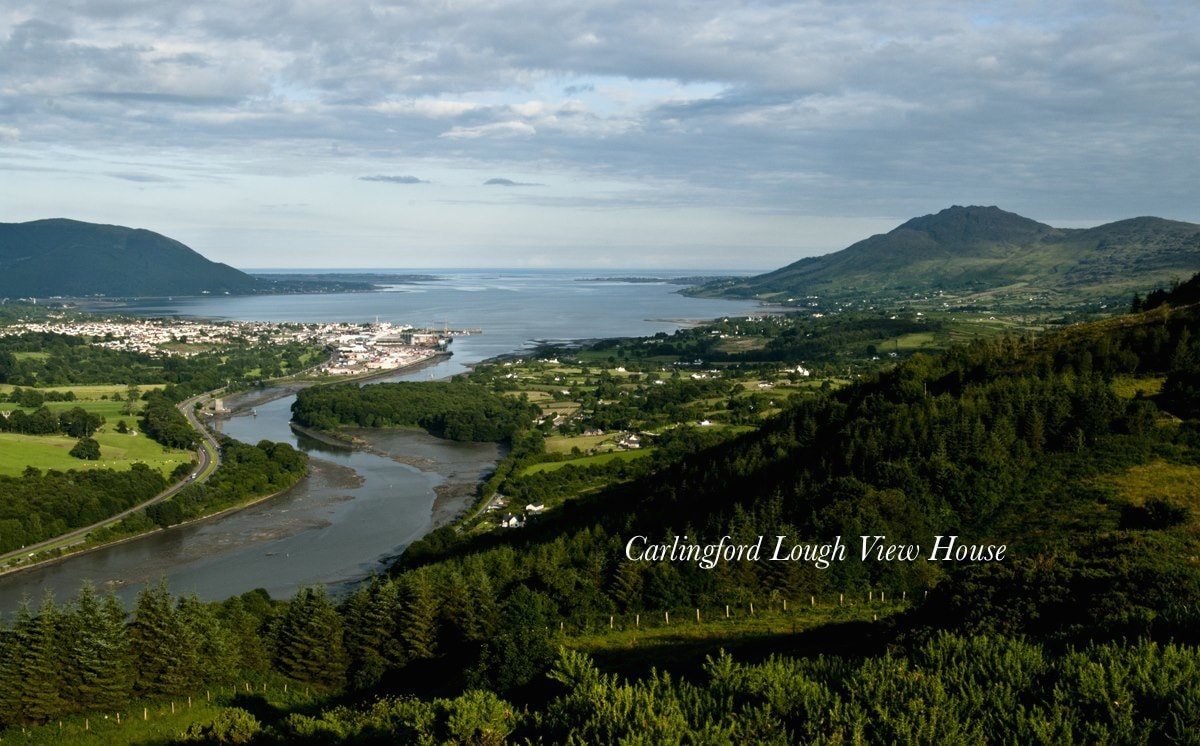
[0,218,264,297]
[696,206,1200,304]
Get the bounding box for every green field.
[0,385,190,477]
[522,448,654,475]
[544,433,613,454]
[1107,460,1200,513]
[0,429,193,478]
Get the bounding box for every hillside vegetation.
[6,275,1200,741]
[694,205,1200,307]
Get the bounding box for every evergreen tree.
[177,593,237,685]
[397,570,441,662]
[18,594,69,723]
[130,579,199,696]
[341,578,400,690]
[217,595,271,674]
[64,582,132,712]
[273,586,348,688]
[0,600,34,726]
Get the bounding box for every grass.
[1110,375,1165,399]
[0,430,192,478]
[0,385,195,476]
[0,383,165,397]
[2,676,332,745]
[566,602,904,678]
[544,433,613,454]
[1106,459,1200,512]
[522,448,654,475]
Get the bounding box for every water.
[116,269,761,377]
[0,270,764,612]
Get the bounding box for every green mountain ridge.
[0,218,262,298]
[695,206,1200,304]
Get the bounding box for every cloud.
[1,0,1198,261]
[359,175,428,184]
[106,171,173,183]
[373,99,483,118]
[439,121,537,139]
[484,178,543,187]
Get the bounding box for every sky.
[1,0,1197,270]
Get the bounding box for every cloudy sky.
[1,1,1196,269]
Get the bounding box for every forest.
[3,279,1200,741]
[292,380,541,442]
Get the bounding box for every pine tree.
[130,578,198,696]
[217,595,271,674]
[177,593,236,685]
[273,586,348,688]
[341,578,399,689]
[397,570,441,662]
[65,581,132,712]
[19,594,69,723]
[0,600,34,726]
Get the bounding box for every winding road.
[0,390,225,569]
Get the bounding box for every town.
[0,316,480,376]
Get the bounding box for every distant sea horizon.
[236,267,765,275]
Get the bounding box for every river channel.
[0,270,764,612]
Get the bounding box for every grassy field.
[1110,375,1165,399]
[521,448,654,475]
[1107,460,1200,512]
[0,430,192,478]
[566,602,903,678]
[0,384,188,477]
[544,433,613,454]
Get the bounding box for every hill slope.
[0,219,262,297]
[696,205,1200,304]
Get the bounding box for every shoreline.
[0,472,308,581]
[0,351,452,579]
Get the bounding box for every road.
[0,390,225,568]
